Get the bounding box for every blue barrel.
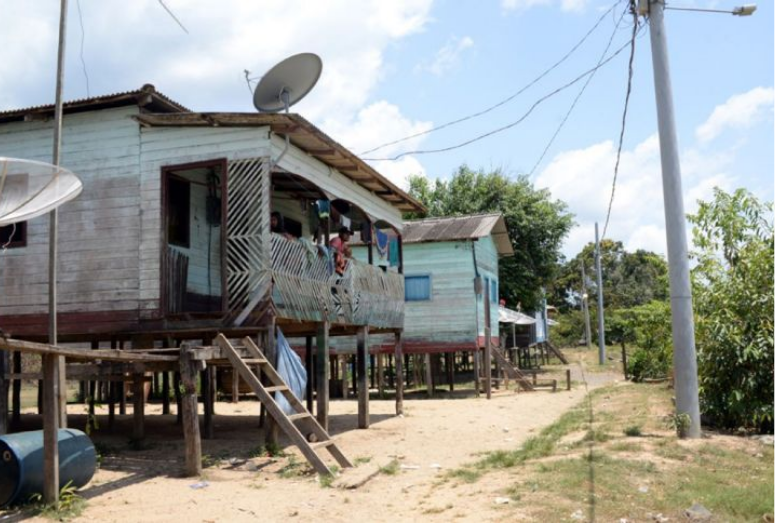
[0,429,96,507]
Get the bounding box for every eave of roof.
[401,212,514,256]
[133,111,425,214]
[0,84,189,124]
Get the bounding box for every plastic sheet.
[275,328,307,414]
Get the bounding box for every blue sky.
[1,0,772,256]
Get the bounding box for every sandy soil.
[15,364,620,523]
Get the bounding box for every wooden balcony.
[270,234,404,329]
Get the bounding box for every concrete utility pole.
[580,260,592,350]
[646,0,701,438]
[44,0,69,505]
[594,223,605,365]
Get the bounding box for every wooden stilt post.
[316,321,330,430]
[161,339,171,414]
[369,353,375,390]
[203,365,214,440]
[108,381,115,430]
[42,354,59,506]
[356,326,369,429]
[174,371,182,424]
[387,355,394,390]
[377,352,385,399]
[424,353,433,398]
[394,330,404,416]
[264,323,279,446]
[566,369,572,391]
[473,349,481,397]
[12,351,21,430]
[119,340,127,415]
[132,373,145,442]
[447,353,455,392]
[179,344,202,477]
[340,355,349,399]
[231,367,239,404]
[0,351,9,435]
[305,336,314,413]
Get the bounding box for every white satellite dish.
[0,157,83,227]
[253,53,323,113]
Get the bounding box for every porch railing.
[270,233,404,328]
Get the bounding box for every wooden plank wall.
[138,125,271,318]
[0,107,143,316]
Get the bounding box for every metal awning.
[498,306,537,325]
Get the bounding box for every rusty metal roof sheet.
[402,213,514,256]
[133,111,425,214]
[0,84,189,123]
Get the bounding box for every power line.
[529,3,629,176]
[75,0,90,97]
[157,0,189,34]
[359,0,625,156]
[364,34,640,162]
[602,5,639,240]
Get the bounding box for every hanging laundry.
[376,229,389,259]
[316,199,330,219]
[388,238,399,266]
[340,215,351,231]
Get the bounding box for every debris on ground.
[685,503,713,521]
[189,481,210,489]
[494,497,510,505]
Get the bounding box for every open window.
[0,222,26,248]
[162,159,226,315]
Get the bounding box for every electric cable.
[75,0,90,97]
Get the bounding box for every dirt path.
[23,362,620,522]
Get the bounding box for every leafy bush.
[619,301,673,381]
[551,309,587,347]
[689,188,774,432]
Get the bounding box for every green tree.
[550,241,669,312]
[689,188,774,432]
[408,165,573,310]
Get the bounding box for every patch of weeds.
[608,441,642,453]
[201,454,219,468]
[318,465,340,488]
[29,481,86,521]
[663,412,692,437]
[278,456,312,479]
[265,441,287,458]
[353,456,372,465]
[421,506,449,515]
[503,484,522,502]
[623,425,642,437]
[248,445,266,458]
[447,467,482,483]
[581,429,611,443]
[378,459,400,476]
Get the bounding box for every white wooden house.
[0,85,422,343]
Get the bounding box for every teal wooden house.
[353,213,513,354]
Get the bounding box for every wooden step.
[311,440,335,450]
[242,358,268,364]
[288,412,312,421]
[264,385,289,393]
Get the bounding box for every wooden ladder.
[491,346,535,391]
[215,333,352,476]
[543,341,569,365]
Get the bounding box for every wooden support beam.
[356,326,369,429]
[0,350,9,434]
[394,330,404,416]
[305,336,313,413]
[264,323,279,446]
[425,354,433,398]
[473,349,481,397]
[376,353,385,399]
[132,373,145,441]
[0,338,178,363]
[42,354,59,505]
[340,356,349,399]
[316,321,329,430]
[202,366,214,440]
[161,339,171,414]
[12,351,21,429]
[180,344,202,477]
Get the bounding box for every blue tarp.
[275,328,307,415]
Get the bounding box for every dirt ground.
[11,363,621,522]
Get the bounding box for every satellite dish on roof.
[253,53,323,113]
[0,157,83,227]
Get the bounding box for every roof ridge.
[403,211,503,224]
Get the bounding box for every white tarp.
[498,306,537,325]
[275,328,307,415]
[0,157,83,226]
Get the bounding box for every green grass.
[623,425,642,437]
[378,459,400,476]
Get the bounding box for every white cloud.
[501,0,588,13]
[695,86,774,143]
[1,0,434,189]
[416,36,474,76]
[535,132,736,256]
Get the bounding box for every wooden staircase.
[492,346,534,391]
[543,341,569,364]
[215,333,352,476]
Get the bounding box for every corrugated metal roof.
[402,213,514,256]
[0,84,189,123]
